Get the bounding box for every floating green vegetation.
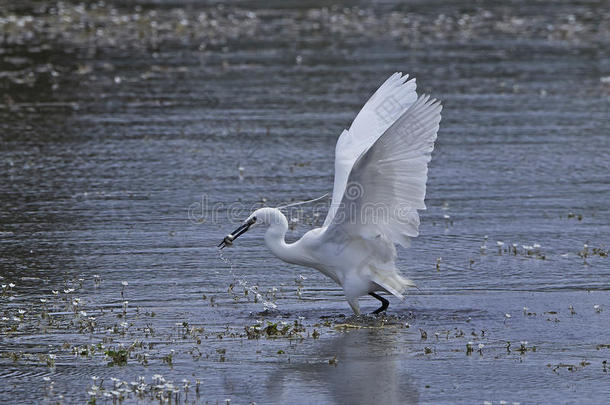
[481,238,554,260]
[481,238,608,264]
[516,341,537,354]
[163,350,175,366]
[105,347,129,366]
[504,241,546,259]
[566,212,583,221]
[579,244,608,262]
[84,374,204,404]
[244,320,306,339]
[548,360,591,373]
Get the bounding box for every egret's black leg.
[369,292,389,314]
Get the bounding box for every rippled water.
[1,1,609,403]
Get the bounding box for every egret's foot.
[369,292,389,314]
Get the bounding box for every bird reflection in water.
[265,328,419,404]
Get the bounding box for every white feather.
[324,72,418,227]
[327,94,442,245]
[320,91,442,301]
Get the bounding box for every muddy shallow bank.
[1,0,609,404]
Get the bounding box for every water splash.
[218,250,278,311]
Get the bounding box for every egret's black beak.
[218,217,257,249]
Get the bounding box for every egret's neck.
[263,210,309,266]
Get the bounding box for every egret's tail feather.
[370,266,415,300]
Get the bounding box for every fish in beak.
[218,216,257,249]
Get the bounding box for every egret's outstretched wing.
[324,73,417,227]
[324,94,442,249]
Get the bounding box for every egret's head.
[246,207,283,225]
[217,207,282,249]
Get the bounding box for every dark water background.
[0,0,609,403]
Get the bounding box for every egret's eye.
[252,216,257,221]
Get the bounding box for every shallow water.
[1,1,609,404]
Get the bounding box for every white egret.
[219,72,442,315]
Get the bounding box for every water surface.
[1,1,609,403]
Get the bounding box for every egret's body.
[220,73,442,315]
